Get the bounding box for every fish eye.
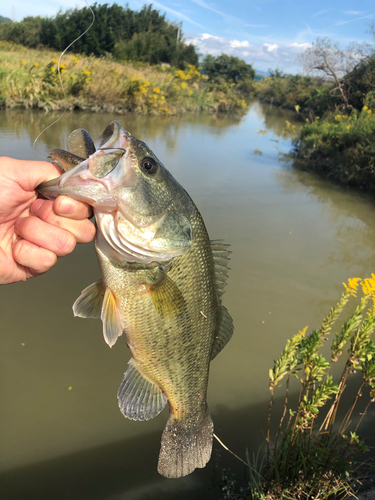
[141,157,157,175]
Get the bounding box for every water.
[1,102,375,499]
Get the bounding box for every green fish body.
[38,121,233,478]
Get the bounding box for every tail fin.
[157,411,214,478]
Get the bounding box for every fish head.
[38,121,193,263]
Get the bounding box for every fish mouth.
[37,122,132,212]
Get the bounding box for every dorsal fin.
[211,240,231,298]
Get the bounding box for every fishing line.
[213,433,264,477]
[33,0,95,158]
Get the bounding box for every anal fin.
[73,280,105,319]
[211,305,234,360]
[118,359,167,421]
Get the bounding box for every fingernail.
[58,197,76,215]
[30,199,44,215]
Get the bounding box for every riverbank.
[0,41,248,115]
[291,108,375,191]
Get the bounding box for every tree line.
[0,3,198,68]
[0,3,255,82]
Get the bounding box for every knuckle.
[54,230,76,254]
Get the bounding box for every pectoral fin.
[101,288,123,348]
[144,271,185,318]
[73,280,105,319]
[118,359,167,421]
[211,305,234,360]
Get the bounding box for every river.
[1,102,375,499]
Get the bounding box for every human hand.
[0,157,96,284]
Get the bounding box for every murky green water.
[1,102,375,499]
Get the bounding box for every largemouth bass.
[38,121,233,478]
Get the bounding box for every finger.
[12,238,57,277]
[31,200,96,244]
[3,157,62,191]
[53,196,93,220]
[14,216,76,257]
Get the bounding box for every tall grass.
[218,277,375,499]
[0,41,248,114]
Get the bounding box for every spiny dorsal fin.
[73,280,105,319]
[67,128,96,158]
[211,305,234,360]
[101,288,123,348]
[211,240,231,298]
[118,359,167,421]
[144,271,185,318]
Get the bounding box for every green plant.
[263,276,375,499]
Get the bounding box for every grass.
[217,277,375,499]
[0,41,249,115]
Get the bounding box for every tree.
[296,37,356,111]
[202,54,255,83]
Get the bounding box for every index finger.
[2,157,62,192]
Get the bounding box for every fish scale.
[37,120,233,478]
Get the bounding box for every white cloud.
[264,43,278,52]
[187,33,312,73]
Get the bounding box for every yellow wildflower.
[305,118,309,122]
[139,86,147,94]
[363,105,368,111]
[368,109,372,114]
[51,66,56,72]
[153,87,160,93]
[346,125,350,130]
[52,58,58,64]
[343,277,361,296]
[83,68,91,76]
[61,69,66,75]
[181,81,186,89]
[361,277,375,296]
[60,63,66,69]
[34,62,39,67]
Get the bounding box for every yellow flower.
[83,68,91,76]
[61,69,66,75]
[60,63,66,69]
[363,105,368,111]
[361,278,375,296]
[51,66,56,72]
[346,125,350,130]
[52,58,58,64]
[34,62,39,67]
[305,118,309,122]
[153,87,160,93]
[343,277,361,296]
[368,109,372,114]
[181,81,186,89]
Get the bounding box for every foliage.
[201,54,255,83]
[253,73,335,117]
[0,3,199,68]
[0,41,249,115]
[0,16,43,49]
[292,106,375,190]
[260,276,375,499]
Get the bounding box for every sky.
[2,1,375,73]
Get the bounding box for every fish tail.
[157,410,214,478]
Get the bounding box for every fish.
[38,120,233,478]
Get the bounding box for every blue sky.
[3,1,375,73]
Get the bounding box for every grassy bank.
[291,107,375,191]
[0,41,248,115]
